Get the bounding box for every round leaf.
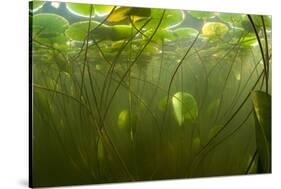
[33,14,69,38]
[172,92,198,126]
[66,3,95,17]
[29,1,45,12]
[95,5,114,17]
[202,22,229,38]
[65,21,105,41]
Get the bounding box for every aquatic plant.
[30,1,272,187]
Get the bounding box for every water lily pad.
[117,110,130,129]
[146,29,175,42]
[240,34,257,47]
[153,9,185,29]
[172,92,198,126]
[107,7,151,23]
[189,11,216,20]
[66,3,95,17]
[29,1,45,12]
[95,5,114,17]
[202,22,229,38]
[33,14,69,38]
[65,21,105,41]
[110,25,132,41]
[117,110,138,130]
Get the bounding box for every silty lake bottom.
[30,1,272,187]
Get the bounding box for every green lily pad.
[146,29,175,42]
[29,1,45,12]
[117,110,130,129]
[66,3,95,17]
[153,9,184,29]
[189,11,216,20]
[251,91,271,173]
[33,14,69,39]
[65,21,106,41]
[107,7,151,23]
[110,25,132,41]
[172,92,198,126]
[95,5,114,17]
[240,34,257,47]
[117,109,138,131]
[202,22,229,38]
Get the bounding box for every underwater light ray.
[161,32,200,131]
[98,18,152,113]
[188,69,264,177]
[101,10,166,125]
[247,15,268,93]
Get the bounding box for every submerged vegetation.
[30,1,272,187]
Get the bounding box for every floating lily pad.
[95,5,114,17]
[65,21,105,41]
[110,25,132,41]
[189,11,216,20]
[146,29,175,42]
[202,22,229,38]
[240,34,257,47]
[153,9,184,29]
[66,3,95,17]
[107,7,151,23]
[33,14,69,38]
[172,92,198,126]
[29,1,45,12]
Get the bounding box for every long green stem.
[247,15,268,93]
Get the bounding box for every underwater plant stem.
[69,6,117,63]
[101,10,166,123]
[261,16,270,91]
[213,46,240,124]
[99,18,152,112]
[33,84,90,112]
[247,15,268,93]
[162,32,200,131]
[188,69,264,177]
[245,149,258,174]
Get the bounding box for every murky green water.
[30,1,272,187]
